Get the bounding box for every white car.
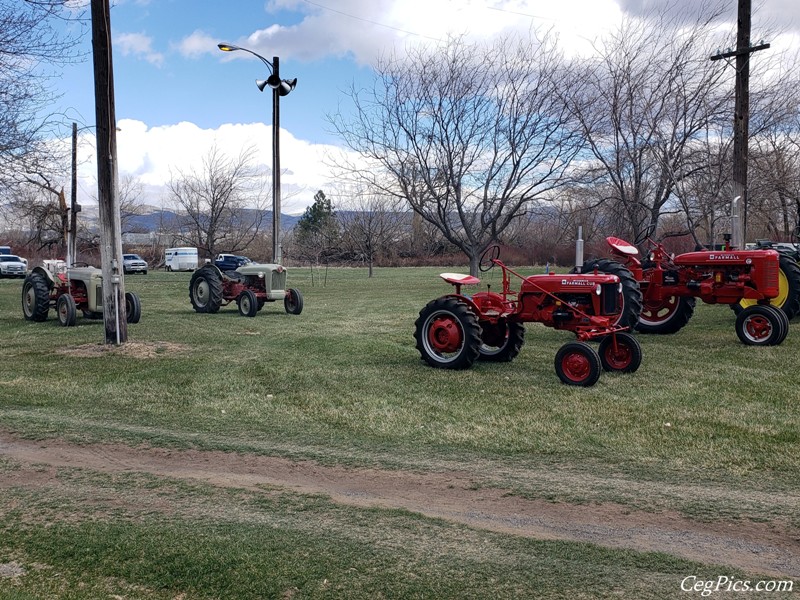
[123,253,148,275]
[0,255,28,278]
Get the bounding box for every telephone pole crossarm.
[710,42,770,61]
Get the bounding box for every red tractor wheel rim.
[602,342,632,370]
[427,315,464,355]
[742,314,773,343]
[640,295,679,324]
[560,350,592,383]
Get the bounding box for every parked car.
[0,255,28,278]
[122,253,148,275]
[214,254,252,272]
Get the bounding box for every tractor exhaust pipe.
[731,196,743,250]
[575,226,584,273]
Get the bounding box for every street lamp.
[218,43,297,264]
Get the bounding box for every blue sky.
[53,0,800,213]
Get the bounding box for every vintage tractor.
[189,262,303,317]
[414,246,644,386]
[21,263,141,327]
[583,229,796,346]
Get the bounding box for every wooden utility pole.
[90,0,127,344]
[710,0,769,246]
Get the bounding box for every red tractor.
[583,229,798,346]
[414,247,643,386]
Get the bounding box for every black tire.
[238,290,259,317]
[189,266,223,313]
[284,288,303,315]
[477,321,525,362]
[732,255,800,320]
[763,305,789,345]
[554,342,601,386]
[735,305,783,346]
[125,292,142,324]
[414,297,481,369]
[21,272,51,322]
[598,332,642,373]
[572,259,642,330]
[57,294,77,327]
[636,296,695,334]
[143,270,148,275]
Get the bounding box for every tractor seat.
[439,273,480,286]
[606,236,639,256]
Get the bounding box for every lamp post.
[218,43,297,264]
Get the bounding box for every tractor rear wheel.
[732,255,800,320]
[237,290,259,317]
[415,297,481,369]
[21,272,51,322]
[572,259,642,329]
[735,305,784,346]
[284,288,303,315]
[636,295,695,334]
[477,321,525,362]
[598,332,642,373]
[554,342,601,386]
[57,294,77,327]
[189,266,223,313]
[125,292,142,324]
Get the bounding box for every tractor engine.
[516,273,622,331]
[651,249,780,305]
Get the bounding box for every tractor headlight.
[595,284,602,295]
[258,272,265,279]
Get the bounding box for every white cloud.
[115,32,165,66]
[176,30,219,58]
[74,119,353,214]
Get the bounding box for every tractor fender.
[30,266,55,289]
[440,293,482,316]
[202,263,225,279]
[441,292,509,321]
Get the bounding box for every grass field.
[1,267,798,598]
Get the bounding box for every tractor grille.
[763,259,779,297]
[601,283,620,315]
[271,269,287,291]
[96,286,103,308]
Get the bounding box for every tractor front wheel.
[598,332,642,373]
[554,342,601,386]
[189,266,223,313]
[733,255,800,320]
[636,296,695,334]
[238,290,259,317]
[125,292,142,324]
[284,288,303,315]
[478,321,525,362]
[57,294,77,327]
[735,305,784,346]
[21,272,51,322]
[414,297,481,369]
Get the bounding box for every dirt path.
[1,432,798,578]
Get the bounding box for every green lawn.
[0,267,798,598]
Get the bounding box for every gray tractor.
[189,262,303,317]
[22,263,141,326]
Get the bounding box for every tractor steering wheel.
[634,222,657,246]
[479,245,500,272]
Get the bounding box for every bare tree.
[0,1,85,191]
[566,4,732,243]
[167,146,268,259]
[330,32,584,275]
[337,187,405,277]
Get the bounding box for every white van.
[164,247,198,271]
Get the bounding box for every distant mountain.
[124,209,302,234]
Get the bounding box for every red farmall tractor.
[414,246,644,386]
[584,229,799,346]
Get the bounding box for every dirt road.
[1,431,798,578]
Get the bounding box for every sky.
[53,0,800,214]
